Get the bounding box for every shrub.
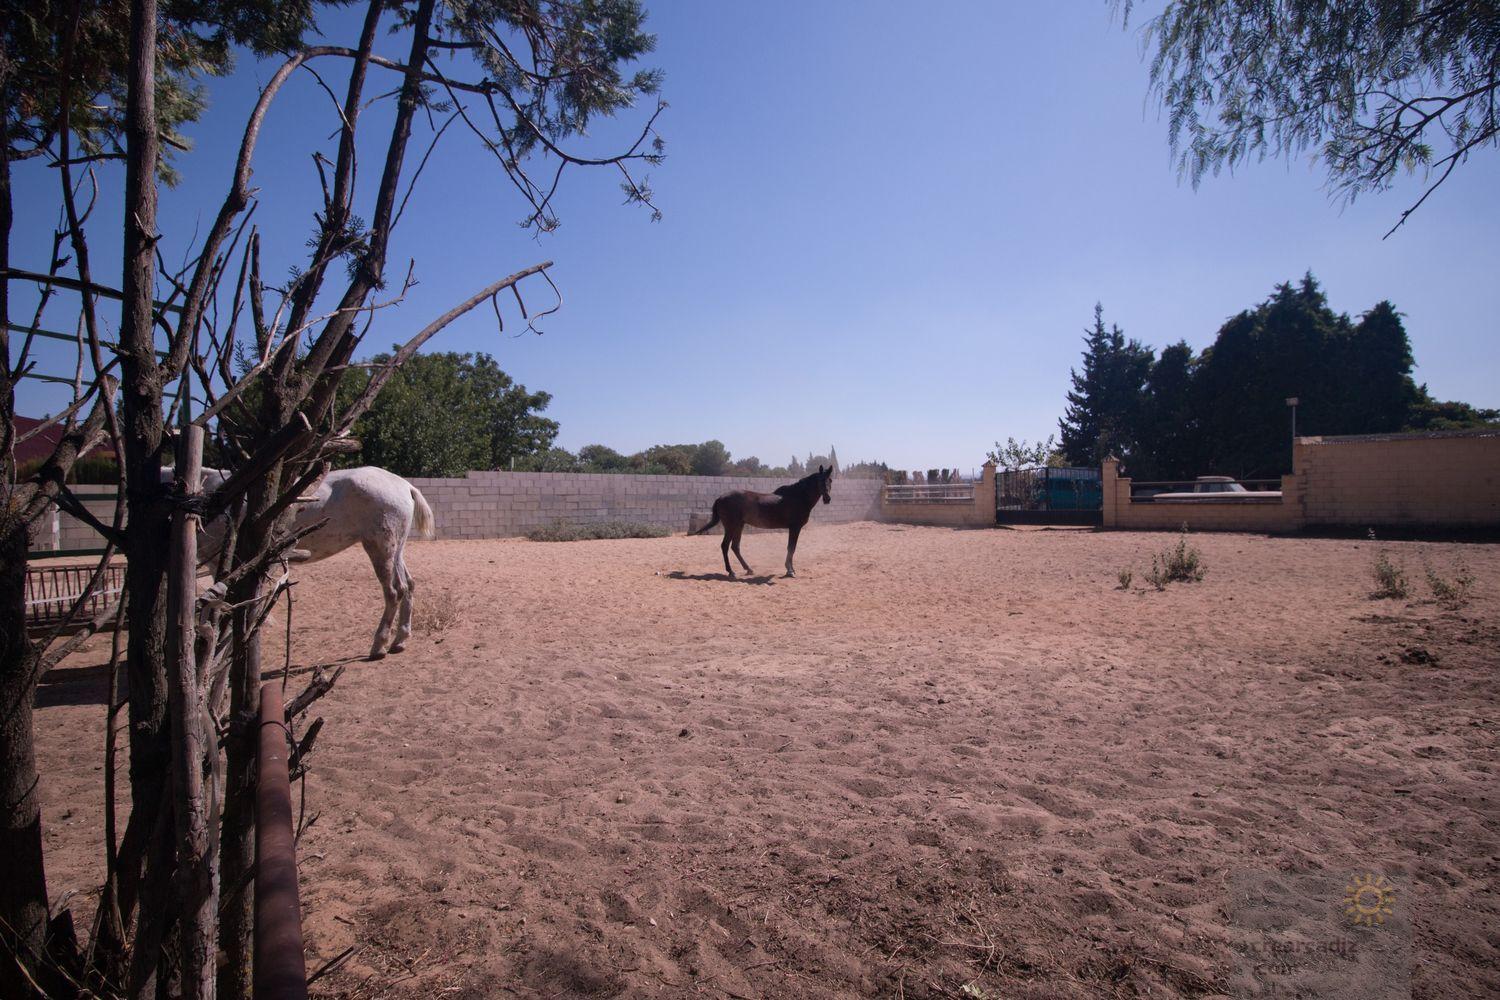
[15,453,120,484]
[412,597,462,635]
[526,520,671,542]
[1371,551,1410,598]
[1117,567,1133,590]
[1368,532,1410,599]
[1149,525,1207,589]
[1424,559,1474,608]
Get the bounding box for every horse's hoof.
[389,642,406,653]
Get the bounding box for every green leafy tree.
[516,446,582,472]
[637,443,694,475]
[728,455,764,475]
[1192,275,1419,476]
[1059,277,1465,479]
[840,459,891,479]
[2,0,323,181]
[1402,394,1500,431]
[1134,342,1200,480]
[1119,0,1500,234]
[988,435,1063,470]
[578,443,631,471]
[339,351,557,477]
[1340,301,1419,431]
[691,439,730,476]
[1059,304,1153,467]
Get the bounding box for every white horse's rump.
[165,465,434,658]
[289,467,434,658]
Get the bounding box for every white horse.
[167,465,435,658]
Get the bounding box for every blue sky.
[11,1,1499,472]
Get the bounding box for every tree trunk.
[216,576,262,1000]
[166,425,215,999]
[116,0,173,945]
[219,390,291,999]
[0,525,51,999]
[0,75,53,999]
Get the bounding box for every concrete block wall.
[1297,430,1499,528]
[29,496,119,555]
[879,462,997,528]
[406,470,885,539]
[1102,459,1301,533]
[1102,429,1500,533]
[31,476,881,554]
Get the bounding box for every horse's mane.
[773,469,825,498]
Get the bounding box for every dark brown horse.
[693,466,833,578]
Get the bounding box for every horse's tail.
[410,485,436,540]
[693,499,722,535]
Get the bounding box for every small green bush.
[1424,559,1474,608]
[526,520,670,542]
[1116,567,1133,590]
[1371,551,1409,599]
[1148,525,1206,590]
[1368,531,1410,599]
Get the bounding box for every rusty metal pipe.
[254,682,309,1000]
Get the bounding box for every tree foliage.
[1,0,669,993]
[1120,0,1500,233]
[506,438,882,479]
[988,435,1064,470]
[1062,275,1495,480]
[2,0,324,179]
[338,350,557,478]
[1058,304,1153,467]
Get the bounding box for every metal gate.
[996,466,1102,525]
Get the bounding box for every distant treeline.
[511,442,893,480]
[24,349,895,483]
[1059,276,1497,481]
[315,349,894,479]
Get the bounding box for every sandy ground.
[32,522,1500,999]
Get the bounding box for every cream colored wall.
[879,462,997,527]
[1298,432,1499,527]
[1102,430,1499,534]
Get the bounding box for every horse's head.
[818,465,833,505]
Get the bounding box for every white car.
[1151,475,1282,502]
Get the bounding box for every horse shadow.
[262,652,371,681]
[666,570,777,586]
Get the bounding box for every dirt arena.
[33,522,1500,999]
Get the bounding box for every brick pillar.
[974,460,997,526]
[1101,457,1120,528]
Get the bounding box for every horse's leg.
[730,524,754,576]
[721,524,735,577]
[785,523,801,577]
[363,539,402,660]
[390,541,415,653]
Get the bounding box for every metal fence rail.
[882,483,976,504]
[23,562,124,629]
